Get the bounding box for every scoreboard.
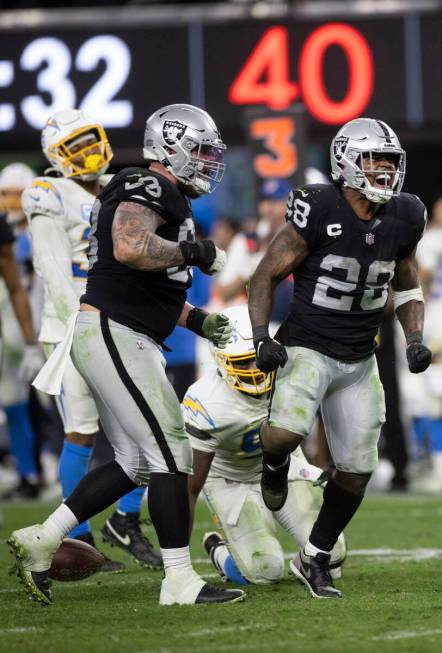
[0,11,441,151]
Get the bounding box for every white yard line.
[0,627,39,634]
[372,628,442,641]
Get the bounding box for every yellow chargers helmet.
[41,109,113,181]
[212,305,273,395]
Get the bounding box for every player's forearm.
[9,284,37,344]
[177,302,194,328]
[395,300,425,342]
[114,232,185,271]
[248,266,277,333]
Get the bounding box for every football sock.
[43,504,79,543]
[161,546,193,574]
[117,486,145,515]
[59,440,93,537]
[148,472,189,548]
[65,461,137,524]
[304,540,330,557]
[224,555,249,586]
[212,544,248,585]
[309,478,363,552]
[5,403,38,480]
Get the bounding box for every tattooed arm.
[112,201,185,271]
[392,248,431,373]
[392,248,424,340]
[248,224,309,331]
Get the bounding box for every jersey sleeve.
[22,178,66,225]
[117,169,182,222]
[0,215,15,246]
[285,185,325,249]
[397,195,427,259]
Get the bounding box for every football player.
[9,103,244,606]
[21,109,161,571]
[185,305,346,585]
[0,163,43,498]
[248,118,432,598]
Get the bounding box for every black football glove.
[406,342,432,373]
[254,336,288,373]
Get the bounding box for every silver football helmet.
[330,118,405,204]
[143,103,226,196]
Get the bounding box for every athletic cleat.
[159,568,245,606]
[75,531,125,573]
[203,531,227,580]
[261,457,290,511]
[2,477,40,500]
[7,525,59,605]
[101,512,163,569]
[290,549,342,599]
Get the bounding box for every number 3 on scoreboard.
[250,116,298,178]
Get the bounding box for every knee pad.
[248,551,284,584]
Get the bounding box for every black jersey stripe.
[376,120,392,143]
[99,312,179,473]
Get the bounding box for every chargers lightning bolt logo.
[182,396,215,428]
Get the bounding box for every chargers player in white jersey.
[185,306,346,585]
[22,110,162,570]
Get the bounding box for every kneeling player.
[185,306,346,585]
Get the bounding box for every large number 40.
[229,24,374,125]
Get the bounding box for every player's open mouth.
[373,172,392,188]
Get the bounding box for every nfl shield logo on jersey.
[365,233,375,246]
[163,120,187,145]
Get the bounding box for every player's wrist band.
[406,330,423,346]
[252,325,270,344]
[179,240,215,266]
[186,307,209,336]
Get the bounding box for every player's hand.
[406,342,432,373]
[201,246,226,275]
[254,337,288,373]
[179,239,226,275]
[202,313,232,348]
[18,343,44,382]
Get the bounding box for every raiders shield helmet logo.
[163,120,187,145]
[333,136,349,161]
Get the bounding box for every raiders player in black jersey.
[8,104,244,607]
[248,118,432,599]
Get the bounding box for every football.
[49,538,104,582]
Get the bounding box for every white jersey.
[22,176,95,343]
[183,372,319,484]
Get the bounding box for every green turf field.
[1,494,442,653]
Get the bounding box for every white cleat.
[7,525,59,606]
[159,568,245,606]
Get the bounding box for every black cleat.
[195,583,245,604]
[101,512,163,569]
[75,531,125,573]
[261,457,290,511]
[203,531,227,580]
[290,549,342,598]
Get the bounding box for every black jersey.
[82,167,195,344]
[277,183,426,361]
[0,215,14,247]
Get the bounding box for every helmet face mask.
[143,103,226,196]
[41,110,113,181]
[330,118,406,204]
[215,350,273,396]
[210,305,273,396]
